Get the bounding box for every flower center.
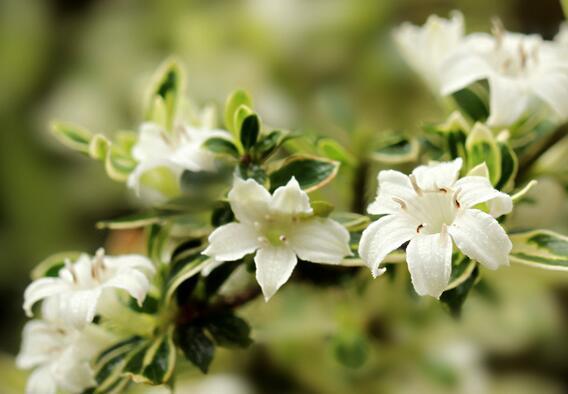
[490,19,540,78]
[255,214,293,247]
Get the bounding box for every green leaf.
[224,90,253,134]
[205,313,253,348]
[371,136,419,164]
[451,83,489,122]
[233,105,254,141]
[51,121,93,154]
[495,139,518,191]
[96,211,180,230]
[176,325,215,373]
[333,332,368,368]
[203,137,240,159]
[316,138,357,166]
[104,147,137,182]
[424,111,469,160]
[330,212,370,232]
[444,255,476,291]
[32,251,82,279]
[147,224,170,263]
[253,130,284,161]
[211,202,234,227]
[166,255,210,303]
[440,265,479,318]
[269,156,340,192]
[238,163,268,186]
[240,114,260,150]
[509,229,568,270]
[145,58,184,130]
[465,123,501,185]
[89,134,111,160]
[137,330,177,385]
[311,201,334,217]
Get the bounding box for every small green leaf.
[224,90,253,134]
[211,202,234,227]
[176,325,215,373]
[138,330,177,384]
[311,201,334,217]
[166,255,210,303]
[495,140,518,191]
[205,313,253,348]
[51,121,93,154]
[444,255,475,291]
[253,130,283,161]
[145,58,184,130]
[240,114,260,150]
[233,105,254,141]
[424,111,469,160]
[510,230,568,270]
[204,137,240,159]
[333,332,368,369]
[32,251,82,279]
[451,83,489,122]
[96,211,180,230]
[371,136,419,164]
[330,212,370,232]
[269,156,340,192]
[89,134,111,160]
[440,265,479,318]
[104,147,137,182]
[465,123,501,185]
[316,138,357,166]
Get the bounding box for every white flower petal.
[440,34,493,95]
[412,158,463,190]
[203,222,259,261]
[454,176,513,217]
[487,74,531,127]
[102,269,151,306]
[358,214,418,277]
[26,365,57,394]
[530,71,568,121]
[228,177,271,224]
[254,246,297,301]
[23,278,68,317]
[406,230,453,298]
[449,209,512,270]
[104,254,155,275]
[132,123,173,162]
[367,170,416,215]
[270,177,312,216]
[58,289,102,326]
[288,218,351,264]
[16,320,64,369]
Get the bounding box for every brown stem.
[518,124,567,180]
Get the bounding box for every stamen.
[491,17,504,48]
[440,224,448,241]
[392,197,407,210]
[518,44,527,70]
[453,187,462,209]
[279,235,287,242]
[409,174,422,196]
[159,130,173,147]
[416,224,425,233]
[439,187,448,193]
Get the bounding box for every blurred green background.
[1,0,567,393]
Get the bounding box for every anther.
[65,260,78,284]
[409,174,423,196]
[279,235,287,242]
[439,187,448,193]
[392,197,407,210]
[416,224,425,233]
[491,17,504,47]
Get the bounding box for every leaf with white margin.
[509,229,568,270]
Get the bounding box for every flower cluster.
[394,11,568,126]
[18,250,155,394]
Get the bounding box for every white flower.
[393,11,464,91]
[16,319,112,394]
[555,22,568,45]
[441,26,568,126]
[359,158,513,298]
[203,177,352,300]
[23,249,155,327]
[127,122,232,200]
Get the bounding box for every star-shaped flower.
[203,177,352,300]
[359,158,513,298]
[440,26,568,126]
[393,11,464,92]
[127,122,232,200]
[23,249,155,327]
[16,318,112,394]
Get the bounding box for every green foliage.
[440,264,480,318]
[371,135,420,164]
[224,89,253,135]
[451,82,489,122]
[333,332,368,368]
[509,230,568,270]
[145,58,184,130]
[465,123,501,184]
[176,325,215,373]
[203,137,240,159]
[240,114,260,151]
[269,155,340,192]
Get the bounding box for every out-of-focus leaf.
[511,180,538,202]
[466,123,501,184]
[495,139,518,191]
[370,135,419,164]
[269,156,339,192]
[510,230,568,270]
[127,330,176,385]
[205,313,253,348]
[211,201,234,227]
[51,121,93,154]
[316,137,357,166]
[333,332,368,368]
[424,111,469,160]
[176,325,215,373]
[204,137,240,159]
[440,265,479,318]
[224,89,253,134]
[145,58,184,130]
[96,211,182,230]
[444,255,475,291]
[166,255,210,303]
[104,147,137,182]
[240,114,260,150]
[451,83,489,122]
[88,134,111,160]
[311,201,334,218]
[330,212,370,232]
